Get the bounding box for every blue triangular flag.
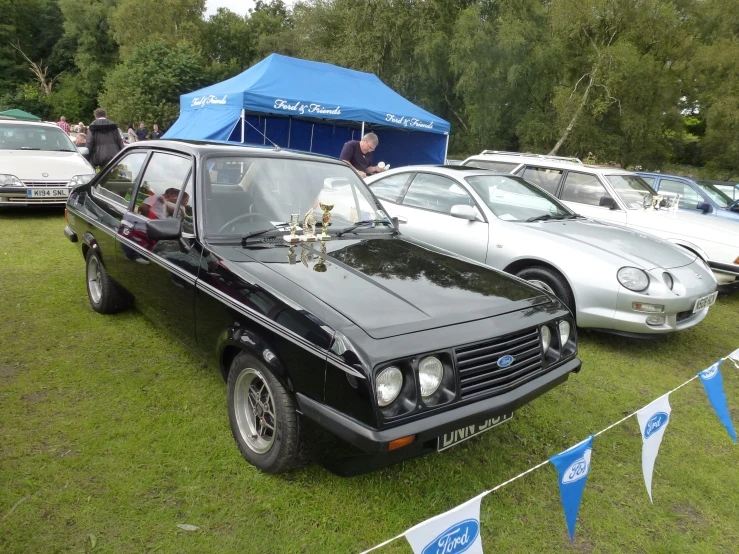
[698,361,737,444]
[549,435,594,541]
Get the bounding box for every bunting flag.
[404,492,485,554]
[549,435,594,542]
[698,362,737,444]
[636,395,672,502]
[728,348,739,368]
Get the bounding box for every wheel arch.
[503,258,578,307]
[665,239,709,262]
[218,328,294,392]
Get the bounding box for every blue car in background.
[636,172,739,223]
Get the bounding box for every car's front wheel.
[227,352,307,473]
[85,249,128,314]
[516,266,576,317]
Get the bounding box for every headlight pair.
[541,321,570,353]
[541,319,574,365]
[376,355,444,408]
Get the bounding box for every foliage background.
[1,0,738,177]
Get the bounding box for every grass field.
[1,209,738,554]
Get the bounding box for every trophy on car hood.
[284,213,301,243]
[301,208,317,242]
[319,201,334,240]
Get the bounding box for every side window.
[561,171,613,207]
[368,173,412,203]
[134,153,192,221]
[658,179,704,208]
[640,176,656,189]
[402,173,475,215]
[521,166,563,194]
[465,160,519,173]
[93,152,148,207]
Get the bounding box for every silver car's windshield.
[465,174,571,221]
[0,123,76,152]
[605,174,657,210]
[696,180,733,207]
[203,156,386,237]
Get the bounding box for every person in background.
[86,108,124,170]
[339,132,386,178]
[74,125,87,146]
[56,116,70,135]
[127,123,138,143]
[135,121,148,141]
[151,123,163,140]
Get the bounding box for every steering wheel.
[217,212,271,234]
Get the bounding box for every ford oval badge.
[644,412,669,439]
[497,355,514,368]
[562,449,591,484]
[421,518,480,554]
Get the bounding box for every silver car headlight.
[617,267,649,292]
[70,174,96,186]
[419,356,443,397]
[0,174,24,187]
[376,367,403,407]
[541,325,552,353]
[558,320,571,347]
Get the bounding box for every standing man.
[135,122,148,141]
[339,133,386,178]
[56,116,70,135]
[151,124,163,139]
[86,108,124,171]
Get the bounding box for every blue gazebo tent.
[163,54,451,167]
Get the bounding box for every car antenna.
[242,118,281,151]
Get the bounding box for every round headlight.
[558,320,571,347]
[419,356,443,397]
[541,325,552,353]
[617,267,649,292]
[376,367,403,407]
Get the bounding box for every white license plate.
[438,413,513,452]
[693,291,718,313]
[27,188,69,198]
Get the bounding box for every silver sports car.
[366,166,719,336]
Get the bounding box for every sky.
[204,0,297,18]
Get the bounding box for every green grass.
[1,209,738,554]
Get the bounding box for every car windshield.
[465,174,571,221]
[695,180,733,207]
[203,156,387,238]
[605,174,657,210]
[0,123,76,152]
[710,182,739,201]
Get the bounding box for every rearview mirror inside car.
[599,196,617,210]
[146,218,182,240]
[450,204,477,221]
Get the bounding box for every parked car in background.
[64,140,581,475]
[636,172,739,223]
[461,151,739,289]
[0,120,95,206]
[367,167,718,337]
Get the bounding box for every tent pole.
[310,124,314,152]
[443,133,450,164]
[360,121,365,137]
[288,117,292,148]
[264,118,267,145]
[241,109,245,143]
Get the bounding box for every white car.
[462,151,739,287]
[0,120,95,206]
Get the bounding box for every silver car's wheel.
[527,279,556,296]
[516,266,576,318]
[233,368,277,454]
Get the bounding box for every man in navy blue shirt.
[339,133,386,178]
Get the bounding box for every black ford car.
[64,141,581,475]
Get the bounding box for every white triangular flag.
[728,348,739,368]
[636,395,672,502]
[404,492,485,554]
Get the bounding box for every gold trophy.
[287,244,297,265]
[300,247,313,268]
[301,208,317,242]
[319,201,334,240]
[313,240,328,273]
[284,213,301,243]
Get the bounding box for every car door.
[559,170,627,225]
[114,151,200,347]
[383,172,489,263]
[655,178,713,215]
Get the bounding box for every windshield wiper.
[19,147,41,150]
[240,223,290,247]
[563,213,584,219]
[336,219,394,237]
[526,214,566,223]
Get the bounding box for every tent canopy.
[164,54,450,166]
[0,109,42,121]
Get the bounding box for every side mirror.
[450,204,477,221]
[696,202,712,214]
[599,196,617,210]
[77,146,90,158]
[146,218,182,240]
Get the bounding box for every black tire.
[516,266,576,317]
[227,352,307,473]
[85,249,128,314]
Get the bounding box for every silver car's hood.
[0,150,93,180]
[521,218,696,270]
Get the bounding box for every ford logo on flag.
[422,519,479,554]
[644,412,669,439]
[497,355,515,368]
[701,364,719,380]
[562,449,591,484]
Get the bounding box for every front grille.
[454,327,546,400]
[3,196,65,203]
[22,181,69,186]
[676,310,696,323]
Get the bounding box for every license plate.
[693,291,718,313]
[27,188,69,198]
[438,413,513,452]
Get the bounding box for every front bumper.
[297,356,580,455]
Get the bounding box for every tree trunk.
[549,73,595,156]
